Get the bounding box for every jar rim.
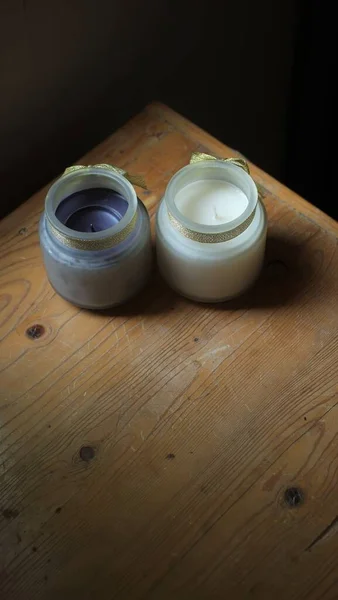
[45,166,138,242]
[164,160,258,235]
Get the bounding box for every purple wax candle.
[40,164,152,309]
[55,187,128,232]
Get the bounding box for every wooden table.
[1,103,337,600]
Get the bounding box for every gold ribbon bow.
[190,152,250,175]
[167,152,261,244]
[190,153,264,201]
[64,163,147,190]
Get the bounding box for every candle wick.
[90,224,96,232]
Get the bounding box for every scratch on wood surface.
[199,344,231,365]
[60,340,72,349]
[306,516,338,551]
[207,344,231,356]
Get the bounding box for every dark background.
[0,0,336,219]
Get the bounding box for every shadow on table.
[208,231,319,311]
[97,269,179,318]
[93,231,319,318]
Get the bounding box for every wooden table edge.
[1,102,336,239]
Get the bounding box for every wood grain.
[0,103,337,600]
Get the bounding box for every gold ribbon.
[190,153,265,199]
[47,212,137,251]
[64,163,147,190]
[190,152,250,175]
[47,163,145,250]
[168,152,259,244]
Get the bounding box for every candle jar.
[39,165,152,309]
[156,159,267,302]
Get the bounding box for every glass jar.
[156,159,267,302]
[39,166,152,309]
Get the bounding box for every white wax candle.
[156,160,267,303]
[174,180,249,225]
